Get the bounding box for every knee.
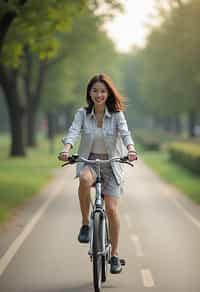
[106,204,118,218]
[79,173,91,187]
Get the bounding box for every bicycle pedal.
[120,259,126,266]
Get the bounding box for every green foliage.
[139,145,200,204]
[0,0,86,66]
[168,142,200,174]
[119,51,151,128]
[42,7,122,112]
[0,0,122,67]
[126,0,200,120]
[135,129,161,151]
[0,0,124,157]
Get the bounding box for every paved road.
[0,160,200,292]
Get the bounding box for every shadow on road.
[27,283,93,292]
[26,282,119,292]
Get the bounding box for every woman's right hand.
[58,151,69,161]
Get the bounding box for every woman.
[59,74,137,274]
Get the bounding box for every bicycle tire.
[93,212,103,292]
[101,256,106,283]
[101,218,110,283]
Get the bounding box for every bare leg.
[104,196,120,256]
[78,167,95,225]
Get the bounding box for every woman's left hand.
[128,150,138,161]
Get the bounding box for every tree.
[0,0,27,54]
[0,1,86,155]
[133,0,200,136]
[0,0,123,156]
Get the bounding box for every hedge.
[134,130,161,150]
[168,142,200,174]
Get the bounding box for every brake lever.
[61,154,79,167]
[61,162,70,167]
[124,161,134,167]
[118,157,134,167]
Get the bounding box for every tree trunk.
[9,104,26,156]
[47,112,56,153]
[162,117,171,132]
[23,50,47,147]
[152,116,161,129]
[26,108,37,147]
[188,111,196,137]
[173,115,182,135]
[47,112,56,140]
[0,65,26,156]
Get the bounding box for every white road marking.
[141,269,155,287]
[163,191,200,230]
[0,179,65,277]
[131,234,144,256]
[124,214,132,229]
[173,199,200,230]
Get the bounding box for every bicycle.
[61,154,134,292]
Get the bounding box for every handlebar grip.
[64,154,80,165]
[121,156,128,161]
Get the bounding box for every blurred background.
[0,0,199,224]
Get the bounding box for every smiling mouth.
[95,98,104,102]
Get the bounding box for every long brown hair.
[85,73,125,114]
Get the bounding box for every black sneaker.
[110,256,122,274]
[78,225,90,243]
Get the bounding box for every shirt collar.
[90,106,111,118]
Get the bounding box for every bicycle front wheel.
[93,212,103,292]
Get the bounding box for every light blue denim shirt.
[62,106,134,185]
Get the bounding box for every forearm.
[117,112,136,150]
[63,143,72,152]
[127,144,137,152]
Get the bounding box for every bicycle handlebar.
[61,154,134,167]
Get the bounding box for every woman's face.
[89,81,108,106]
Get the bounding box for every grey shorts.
[79,153,123,197]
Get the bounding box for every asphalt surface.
[0,160,200,292]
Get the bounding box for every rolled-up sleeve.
[62,109,84,147]
[116,112,134,147]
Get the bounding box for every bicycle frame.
[94,159,104,208]
[88,159,110,259]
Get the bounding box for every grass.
[138,144,200,204]
[0,134,67,224]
